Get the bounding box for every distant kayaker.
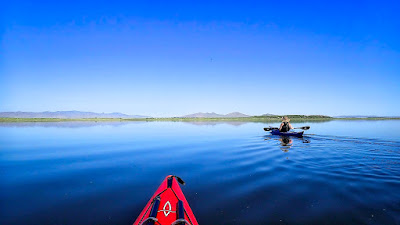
[279,116,294,132]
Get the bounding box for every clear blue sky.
[2,0,399,117]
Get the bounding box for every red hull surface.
[133,175,199,225]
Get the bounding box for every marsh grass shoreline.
[1,116,399,123]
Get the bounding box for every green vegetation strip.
[1,115,398,122]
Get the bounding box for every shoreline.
[1,117,399,122]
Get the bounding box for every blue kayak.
[271,129,304,137]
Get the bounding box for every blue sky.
[2,1,399,117]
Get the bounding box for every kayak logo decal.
[158,201,175,217]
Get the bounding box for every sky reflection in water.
[0,120,399,224]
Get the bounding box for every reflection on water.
[184,121,252,126]
[280,136,293,152]
[0,119,330,128]
[264,136,294,152]
[0,121,136,128]
[265,135,311,153]
[0,121,257,128]
[0,120,400,225]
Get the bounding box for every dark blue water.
[1,120,399,224]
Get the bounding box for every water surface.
[1,120,399,224]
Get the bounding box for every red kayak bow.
[133,175,199,225]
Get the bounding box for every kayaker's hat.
[282,116,290,122]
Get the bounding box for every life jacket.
[281,122,290,132]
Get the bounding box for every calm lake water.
[1,120,399,225]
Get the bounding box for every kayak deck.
[271,129,304,137]
[133,175,198,225]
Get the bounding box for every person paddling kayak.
[264,119,309,137]
[279,116,294,132]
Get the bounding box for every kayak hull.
[271,129,304,137]
[133,175,198,225]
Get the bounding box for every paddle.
[264,127,278,131]
[264,126,310,131]
[294,126,310,130]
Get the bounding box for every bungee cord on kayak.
[133,175,198,225]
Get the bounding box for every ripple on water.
[1,121,400,225]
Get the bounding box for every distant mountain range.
[4,111,393,119]
[0,111,149,119]
[182,112,251,118]
[260,113,276,116]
